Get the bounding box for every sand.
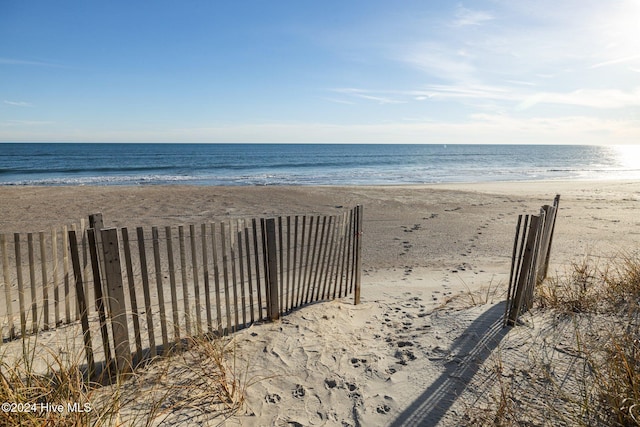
[1,180,638,425]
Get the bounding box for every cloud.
[323,97,356,105]
[412,83,517,101]
[518,88,640,110]
[400,42,476,82]
[4,100,32,107]
[590,54,640,69]
[452,5,494,27]
[331,88,405,104]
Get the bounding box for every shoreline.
[0,176,637,188]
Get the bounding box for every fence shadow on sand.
[389,302,508,427]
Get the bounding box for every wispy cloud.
[413,83,517,101]
[400,42,476,82]
[590,54,640,69]
[331,88,405,104]
[4,100,32,107]
[323,97,356,105]
[518,88,640,110]
[452,5,494,27]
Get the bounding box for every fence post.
[100,228,132,377]
[68,229,95,379]
[354,205,363,305]
[526,208,546,310]
[1,234,16,340]
[87,228,113,376]
[541,195,560,280]
[265,218,280,321]
[507,214,540,326]
[88,213,108,306]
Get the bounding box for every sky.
[1,0,640,144]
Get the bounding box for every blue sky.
[1,0,639,144]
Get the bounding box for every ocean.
[1,143,639,186]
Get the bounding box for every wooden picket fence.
[0,206,363,380]
[0,221,90,340]
[504,195,560,326]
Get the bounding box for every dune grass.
[0,329,255,426]
[467,251,640,426]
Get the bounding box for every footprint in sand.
[394,348,417,365]
[325,379,336,389]
[350,357,367,368]
[376,403,392,414]
[304,394,325,425]
[292,384,306,398]
[265,393,281,404]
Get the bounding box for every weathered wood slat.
[303,216,316,304]
[277,217,283,314]
[152,227,169,353]
[341,212,350,298]
[504,215,523,326]
[243,224,255,324]
[38,231,49,330]
[101,228,132,377]
[178,226,190,337]
[285,216,291,312]
[542,195,560,279]
[237,221,247,328]
[68,229,95,379]
[308,216,322,304]
[319,216,334,301]
[27,233,38,333]
[71,224,81,321]
[14,233,26,337]
[136,227,156,358]
[260,218,270,314]
[87,229,113,376]
[229,222,240,331]
[189,224,202,336]
[508,214,539,326]
[525,209,546,310]
[296,216,306,308]
[327,214,341,300]
[252,219,263,321]
[349,208,357,296]
[200,224,213,334]
[265,218,279,321]
[354,206,363,305]
[332,212,347,300]
[291,216,299,310]
[211,223,223,336]
[62,226,71,324]
[221,222,232,334]
[1,234,15,339]
[51,228,60,327]
[165,226,181,346]
[312,216,328,302]
[121,228,143,363]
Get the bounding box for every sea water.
[0,143,638,186]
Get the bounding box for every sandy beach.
[1,180,639,425]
